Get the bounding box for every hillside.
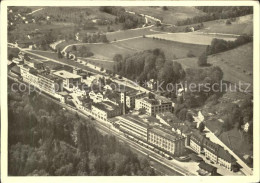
[125,6,206,25]
[176,43,253,91]
[198,14,253,36]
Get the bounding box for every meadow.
[199,14,253,36]
[174,42,253,91]
[67,37,207,62]
[146,32,237,45]
[125,6,206,25]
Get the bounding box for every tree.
[226,19,232,25]
[197,52,207,66]
[178,108,188,121]
[155,21,161,27]
[113,54,123,62]
[138,108,146,115]
[58,50,63,59]
[186,112,194,123]
[66,51,70,59]
[162,6,168,11]
[148,92,155,99]
[198,122,205,132]
[72,45,77,51]
[187,50,195,57]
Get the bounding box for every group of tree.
[197,52,208,67]
[8,80,155,176]
[173,66,224,117]
[113,49,185,90]
[8,47,20,60]
[177,6,253,26]
[70,45,94,58]
[99,6,145,29]
[206,35,252,55]
[81,33,109,43]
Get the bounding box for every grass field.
[125,6,206,25]
[115,37,207,59]
[32,7,117,22]
[197,14,253,35]
[27,50,102,74]
[175,43,253,90]
[68,37,207,62]
[106,27,160,42]
[146,32,237,45]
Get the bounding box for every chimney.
[121,91,126,115]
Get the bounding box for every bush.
[162,6,168,11]
[226,19,232,25]
[197,52,207,66]
[187,50,195,58]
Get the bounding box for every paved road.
[61,35,145,53]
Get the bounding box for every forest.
[8,79,156,176]
[99,6,145,29]
[206,35,253,55]
[177,6,253,26]
[113,49,186,88]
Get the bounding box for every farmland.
[155,14,253,36]
[125,6,206,25]
[106,27,160,42]
[32,6,117,23]
[146,32,237,45]
[65,37,207,62]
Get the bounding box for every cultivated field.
[125,6,206,25]
[146,32,237,45]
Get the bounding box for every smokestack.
[121,91,126,115]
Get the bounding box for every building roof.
[149,126,183,142]
[124,89,145,97]
[190,131,205,145]
[120,115,149,128]
[104,92,120,103]
[92,101,120,112]
[25,58,43,65]
[42,61,63,70]
[189,153,203,162]
[139,96,171,106]
[156,112,182,124]
[10,65,21,74]
[38,72,61,82]
[203,137,220,154]
[53,70,82,79]
[199,162,217,172]
[217,146,235,163]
